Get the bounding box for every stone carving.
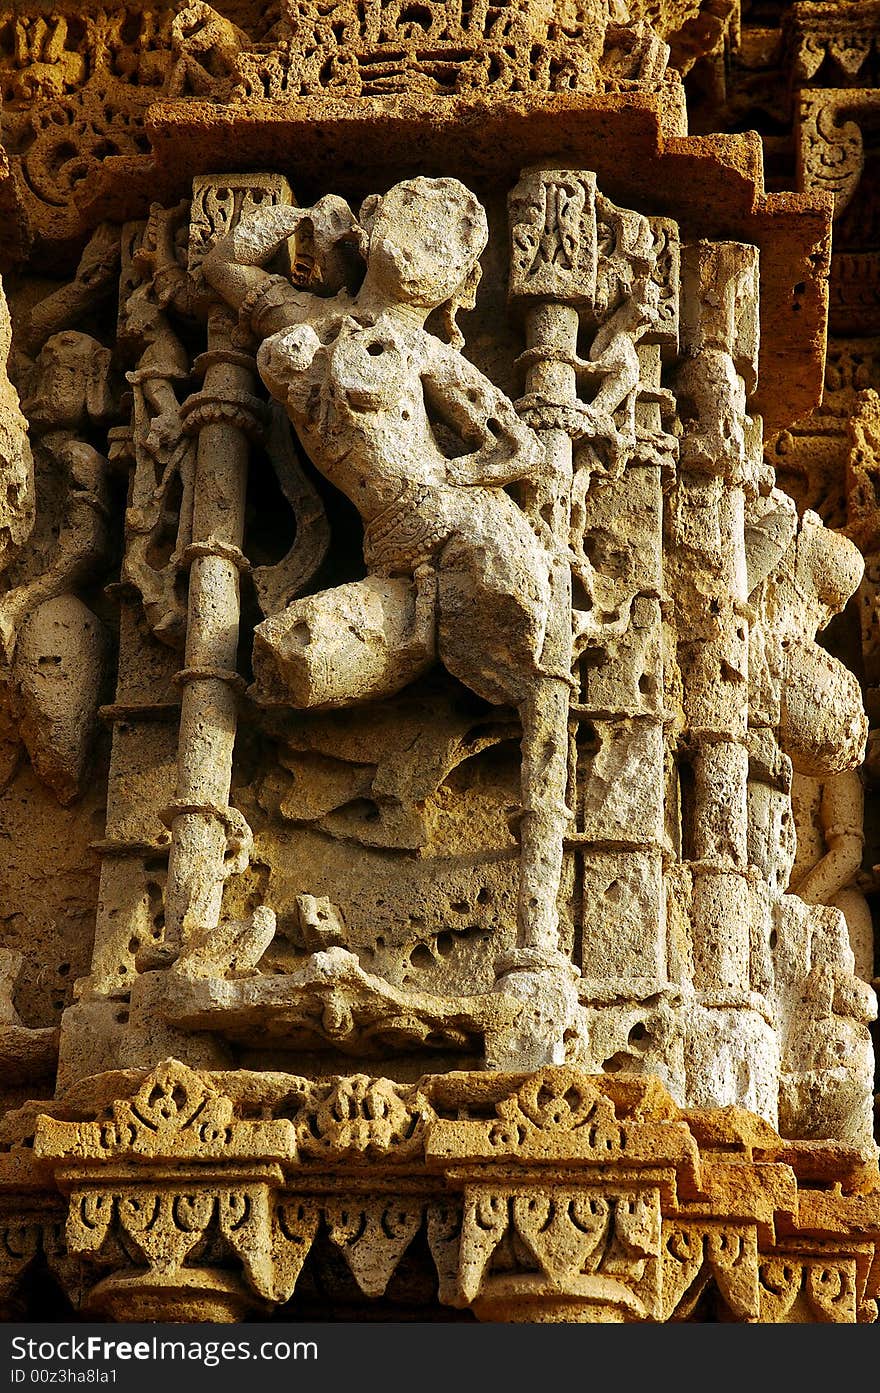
[0,277,36,790]
[744,494,875,1144]
[36,1058,297,1161]
[0,0,677,261]
[163,938,522,1055]
[787,2,880,86]
[0,0,671,133]
[14,1061,876,1321]
[152,175,291,988]
[192,169,699,1073]
[5,164,867,1136]
[661,1224,760,1322]
[201,173,586,1063]
[295,1073,430,1160]
[116,203,199,648]
[0,8,173,107]
[452,1185,662,1319]
[0,248,115,805]
[0,948,58,1084]
[0,281,34,575]
[798,92,868,219]
[1,0,879,1327]
[233,0,670,101]
[790,769,873,981]
[165,2,245,98]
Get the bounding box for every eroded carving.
[0,10,878,1322]
[21,1063,877,1323]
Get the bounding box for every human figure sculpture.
[119,201,200,647]
[0,330,112,662]
[0,281,34,580]
[790,769,874,983]
[577,195,664,466]
[0,227,118,803]
[0,326,112,803]
[581,277,661,467]
[204,176,572,963]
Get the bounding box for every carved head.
[24,331,114,430]
[360,178,488,312]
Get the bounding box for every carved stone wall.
[0,0,878,1324]
[684,0,880,1156]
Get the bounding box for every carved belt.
[362,482,453,574]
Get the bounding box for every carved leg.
[488,675,581,1071]
[0,458,108,663]
[517,676,570,955]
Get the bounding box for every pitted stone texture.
[0,1061,871,1323]
[0,2,877,1322]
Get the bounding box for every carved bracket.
[13,1062,877,1322]
[798,90,880,219]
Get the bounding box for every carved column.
[668,239,779,1117]
[64,222,185,1080]
[1,0,879,1330]
[490,167,596,1068]
[568,198,681,1092]
[161,175,286,963]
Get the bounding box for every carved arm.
[19,223,120,357]
[792,770,865,905]
[0,441,110,661]
[202,196,358,335]
[144,201,200,320]
[588,289,660,362]
[422,340,543,487]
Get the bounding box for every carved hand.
[298,196,360,293]
[139,200,191,275]
[74,223,120,292]
[144,409,183,461]
[222,197,355,272]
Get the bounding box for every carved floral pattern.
[4,1062,872,1321]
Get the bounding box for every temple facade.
[0,0,878,1323]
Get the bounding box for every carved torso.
[260,312,450,519]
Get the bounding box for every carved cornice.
[0,0,678,253]
[0,1059,871,1321]
[786,1,880,85]
[36,1058,298,1164]
[0,3,834,429]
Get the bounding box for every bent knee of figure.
[831,888,875,982]
[257,324,321,396]
[251,575,435,710]
[15,594,107,805]
[436,537,551,707]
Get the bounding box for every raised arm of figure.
[422,338,542,487]
[203,196,359,337]
[19,223,120,357]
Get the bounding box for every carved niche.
[0,164,853,1156]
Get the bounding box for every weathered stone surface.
[0,1060,873,1322]
[0,0,878,1326]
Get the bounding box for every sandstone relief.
[0,0,878,1325]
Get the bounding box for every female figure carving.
[204,176,572,979]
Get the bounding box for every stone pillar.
[669,239,779,1120]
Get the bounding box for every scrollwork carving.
[799,92,870,219]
